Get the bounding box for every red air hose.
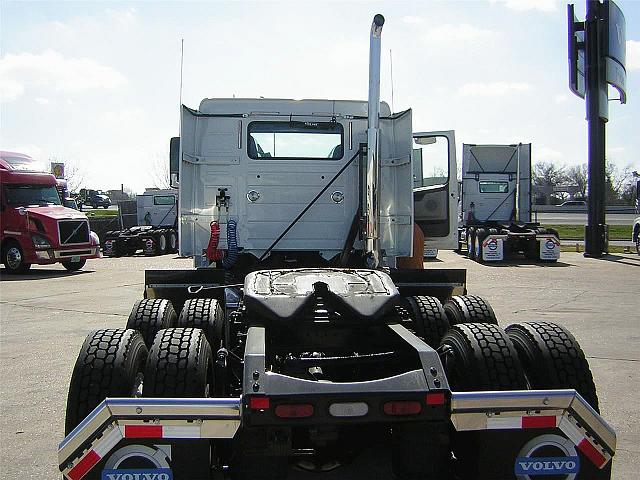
[206,221,224,263]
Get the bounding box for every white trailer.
[458,143,561,262]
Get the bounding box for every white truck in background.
[458,143,561,262]
[102,189,179,256]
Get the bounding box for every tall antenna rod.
[179,38,184,134]
[389,49,395,113]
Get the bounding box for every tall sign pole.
[568,0,627,258]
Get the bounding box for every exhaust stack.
[365,14,384,268]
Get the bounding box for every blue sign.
[515,456,580,476]
[102,469,173,480]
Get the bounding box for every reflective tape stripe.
[522,415,557,429]
[578,438,607,468]
[486,415,558,430]
[163,425,201,438]
[67,450,100,480]
[124,425,163,438]
[93,426,123,457]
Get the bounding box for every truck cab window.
[154,195,176,206]
[5,184,62,206]
[413,136,449,188]
[479,181,509,193]
[248,121,343,160]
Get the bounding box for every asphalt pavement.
[0,252,638,479]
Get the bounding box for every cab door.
[412,131,458,250]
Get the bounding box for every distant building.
[107,189,131,203]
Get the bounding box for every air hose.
[222,219,238,269]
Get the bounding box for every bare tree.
[566,164,588,198]
[605,161,634,205]
[148,153,171,190]
[533,161,568,187]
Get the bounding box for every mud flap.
[453,429,611,480]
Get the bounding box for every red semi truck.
[0,151,100,273]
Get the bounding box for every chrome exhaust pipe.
[365,14,384,268]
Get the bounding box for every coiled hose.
[222,219,238,269]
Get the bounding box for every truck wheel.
[406,296,450,348]
[467,228,476,260]
[441,323,526,477]
[103,205,108,209]
[506,322,599,412]
[2,241,31,274]
[636,236,640,255]
[62,259,87,271]
[475,228,487,263]
[178,299,224,351]
[143,328,214,397]
[154,231,167,255]
[444,295,498,325]
[440,323,527,391]
[168,230,178,253]
[65,329,148,434]
[126,299,177,348]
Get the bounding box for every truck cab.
[0,152,100,273]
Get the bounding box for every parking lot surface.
[0,252,638,479]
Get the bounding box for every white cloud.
[34,97,51,105]
[627,40,640,71]
[105,7,137,26]
[458,81,531,96]
[489,0,558,12]
[0,50,127,102]
[537,147,564,162]
[423,23,498,45]
[402,16,424,25]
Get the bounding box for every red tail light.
[274,404,314,418]
[425,392,446,406]
[249,396,270,410]
[383,401,422,416]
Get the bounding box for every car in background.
[633,217,640,255]
[559,200,587,207]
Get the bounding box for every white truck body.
[136,189,178,227]
[178,98,415,267]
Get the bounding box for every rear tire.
[440,323,527,391]
[444,295,498,325]
[126,299,177,348]
[143,328,213,398]
[65,329,148,434]
[506,321,599,412]
[405,296,450,348]
[178,299,225,352]
[168,229,178,253]
[475,228,487,263]
[467,228,476,260]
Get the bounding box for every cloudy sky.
[1,0,638,192]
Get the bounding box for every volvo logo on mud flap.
[514,434,580,480]
[487,239,498,251]
[101,469,172,480]
[545,239,557,250]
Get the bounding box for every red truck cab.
[1,152,100,273]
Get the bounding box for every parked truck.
[102,189,178,256]
[77,188,112,209]
[1,151,100,273]
[458,143,561,262]
[59,16,615,480]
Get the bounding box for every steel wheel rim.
[6,247,22,270]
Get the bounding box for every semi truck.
[77,189,112,209]
[457,143,561,262]
[0,151,100,273]
[102,189,178,257]
[59,16,615,480]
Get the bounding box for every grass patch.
[83,209,119,218]
[560,244,633,254]
[543,224,631,241]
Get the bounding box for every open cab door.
[412,131,458,256]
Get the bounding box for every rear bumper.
[58,389,616,480]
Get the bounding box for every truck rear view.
[458,143,561,262]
